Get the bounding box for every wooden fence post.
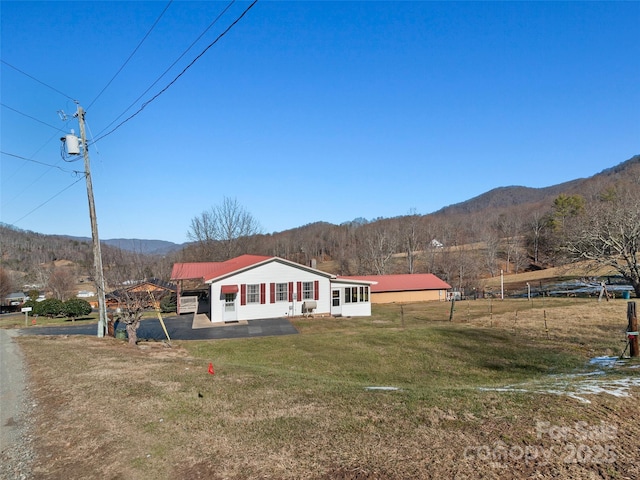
[628,302,638,357]
[449,298,455,322]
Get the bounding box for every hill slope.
[434,154,639,216]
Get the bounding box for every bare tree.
[357,222,398,275]
[565,182,640,297]
[329,224,356,275]
[114,288,150,346]
[0,267,14,300]
[527,210,551,264]
[102,249,155,346]
[187,197,262,261]
[399,211,422,274]
[48,267,76,300]
[498,212,525,273]
[481,226,501,278]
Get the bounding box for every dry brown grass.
[14,298,640,479]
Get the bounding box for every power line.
[96,0,237,137]
[4,129,77,184]
[86,0,174,111]
[10,175,87,226]
[1,102,67,132]
[92,0,258,144]
[0,150,80,173]
[1,147,82,210]
[1,60,77,102]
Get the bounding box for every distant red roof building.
[339,274,451,303]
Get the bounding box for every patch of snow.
[589,356,625,368]
[480,376,640,404]
[480,356,640,403]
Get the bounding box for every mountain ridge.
[4,154,638,255]
[433,154,639,216]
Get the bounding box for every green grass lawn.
[180,299,625,425]
[15,298,639,478]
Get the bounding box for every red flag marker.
[208,363,215,375]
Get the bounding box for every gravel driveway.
[0,329,34,479]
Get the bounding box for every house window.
[332,289,340,307]
[343,286,369,303]
[344,287,358,303]
[247,284,260,304]
[276,283,288,302]
[302,281,314,300]
[224,293,235,312]
[360,287,369,302]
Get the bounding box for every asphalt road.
[17,315,299,341]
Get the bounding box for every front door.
[223,293,237,322]
[330,289,341,316]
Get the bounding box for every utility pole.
[67,105,107,337]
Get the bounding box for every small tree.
[63,298,92,321]
[552,194,585,230]
[113,290,148,346]
[160,293,177,314]
[27,289,41,302]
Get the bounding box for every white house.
[171,255,373,323]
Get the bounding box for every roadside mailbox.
[21,306,33,327]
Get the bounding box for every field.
[11,297,640,479]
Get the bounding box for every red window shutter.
[270,283,275,304]
[314,280,319,300]
[260,283,266,304]
[240,284,246,306]
[288,282,293,302]
[297,282,302,301]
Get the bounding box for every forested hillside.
[0,224,176,294]
[180,155,640,289]
[2,155,639,298]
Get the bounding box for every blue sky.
[1,1,638,244]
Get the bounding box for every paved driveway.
[18,315,298,341]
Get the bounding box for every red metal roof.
[171,255,271,281]
[339,274,451,293]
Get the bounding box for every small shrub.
[35,298,65,318]
[160,294,177,314]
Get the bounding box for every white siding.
[341,299,371,317]
[330,282,372,317]
[209,260,332,323]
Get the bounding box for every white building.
[171,255,372,323]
